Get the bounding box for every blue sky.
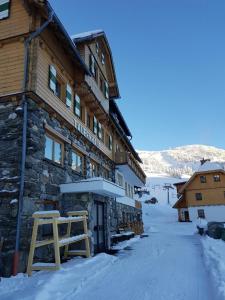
[49,0,225,151]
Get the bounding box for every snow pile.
[201,236,225,300]
[0,253,116,300]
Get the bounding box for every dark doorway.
[184,211,190,222]
[93,201,106,253]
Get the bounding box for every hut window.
[97,122,102,140]
[108,135,112,150]
[104,81,109,99]
[101,53,105,65]
[44,134,63,165]
[87,113,91,129]
[90,161,98,177]
[195,193,202,201]
[74,94,81,118]
[197,209,205,219]
[49,65,62,98]
[200,176,206,183]
[71,150,83,174]
[66,84,72,108]
[93,116,98,135]
[0,0,10,20]
[213,174,220,182]
[96,42,99,54]
[89,54,97,80]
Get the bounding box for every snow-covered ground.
[1,204,224,300]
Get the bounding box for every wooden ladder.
[26,210,90,276]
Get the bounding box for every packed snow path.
[0,204,214,300]
[76,204,213,300]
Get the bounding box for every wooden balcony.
[115,152,146,185]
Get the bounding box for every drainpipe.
[12,9,54,276]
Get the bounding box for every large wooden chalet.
[0,0,146,276]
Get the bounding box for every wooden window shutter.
[66,84,72,108]
[74,94,81,117]
[93,116,98,135]
[0,0,10,20]
[49,65,57,93]
[105,81,109,99]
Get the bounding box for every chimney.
[200,158,210,165]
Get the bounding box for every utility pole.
[163,183,174,205]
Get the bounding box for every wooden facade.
[173,167,225,222]
[0,0,146,275]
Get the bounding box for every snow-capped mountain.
[138,145,225,178]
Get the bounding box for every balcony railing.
[115,152,146,184]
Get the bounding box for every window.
[87,114,91,129]
[93,116,98,135]
[200,176,206,183]
[90,161,98,177]
[0,0,10,20]
[108,135,112,150]
[116,173,124,187]
[49,65,57,93]
[97,122,102,140]
[213,175,220,182]
[74,94,81,118]
[66,84,72,108]
[44,135,63,164]
[195,193,202,201]
[101,53,105,65]
[71,151,83,174]
[198,209,205,219]
[89,54,97,80]
[104,81,109,99]
[48,65,63,99]
[96,42,99,54]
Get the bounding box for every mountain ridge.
[137,144,225,178]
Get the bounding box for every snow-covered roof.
[198,161,224,172]
[71,29,103,40]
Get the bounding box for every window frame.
[195,192,203,201]
[74,94,81,118]
[213,174,221,182]
[44,133,64,165]
[71,149,84,174]
[93,116,98,135]
[0,0,11,21]
[200,175,206,183]
[197,209,205,219]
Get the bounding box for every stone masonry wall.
[0,97,143,276]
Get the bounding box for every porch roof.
[60,177,125,198]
